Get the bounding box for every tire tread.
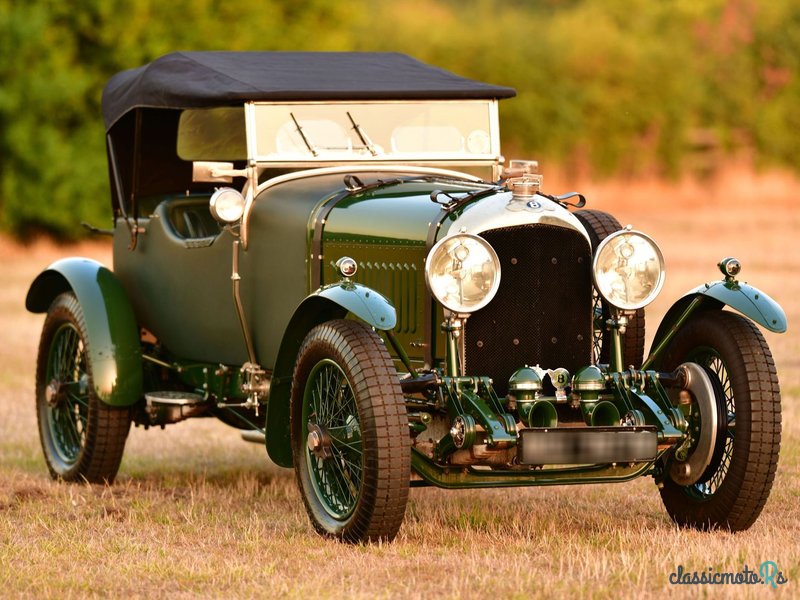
[659,311,781,531]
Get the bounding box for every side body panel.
[244,176,342,367]
[112,177,336,367]
[113,173,484,370]
[112,200,247,365]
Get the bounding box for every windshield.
[177,100,500,166]
[249,100,499,164]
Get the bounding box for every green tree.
[1,0,798,238]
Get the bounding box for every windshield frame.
[243,100,502,168]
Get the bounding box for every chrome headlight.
[425,233,501,314]
[209,187,245,224]
[593,230,665,310]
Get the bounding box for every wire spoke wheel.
[658,310,781,531]
[36,293,131,483]
[303,359,363,519]
[291,320,409,542]
[44,323,89,464]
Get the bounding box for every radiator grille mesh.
[466,224,593,397]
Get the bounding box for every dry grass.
[1,167,799,598]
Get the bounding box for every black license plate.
[518,426,658,465]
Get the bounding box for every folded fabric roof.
[102,51,516,130]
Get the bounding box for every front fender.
[689,280,786,333]
[26,258,142,407]
[264,282,396,467]
[315,281,397,331]
[645,279,787,370]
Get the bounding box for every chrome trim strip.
[244,102,258,160]
[489,100,502,180]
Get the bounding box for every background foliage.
[0,0,797,238]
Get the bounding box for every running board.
[518,426,658,465]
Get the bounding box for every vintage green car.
[27,52,786,542]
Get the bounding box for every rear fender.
[265,282,396,467]
[26,258,142,407]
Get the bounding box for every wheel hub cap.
[45,379,65,408]
[670,363,721,486]
[307,423,333,459]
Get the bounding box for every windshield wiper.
[346,111,378,156]
[290,112,318,157]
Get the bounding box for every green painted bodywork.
[321,181,451,245]
[113,199,247,366]
[644,276,787,370]
[113,175,476,369]
[114,178,338,367]
[25,258,142,407]
[108,173,483,468]
[99,170,712,483]
[322,179,487,365]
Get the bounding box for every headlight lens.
[425,233,501,313]
[209,187,245,223]
[593,230,665,310]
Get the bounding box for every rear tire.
[36,293,131,483]
[290,320,410,542]
[574,209,645,367]
[659,310,781,531]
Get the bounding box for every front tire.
[290,320,410,542]
[36,293,131,483]
[659,310,781,531]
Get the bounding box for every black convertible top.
[102,51,516,130]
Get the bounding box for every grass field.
[1,169,798,598]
